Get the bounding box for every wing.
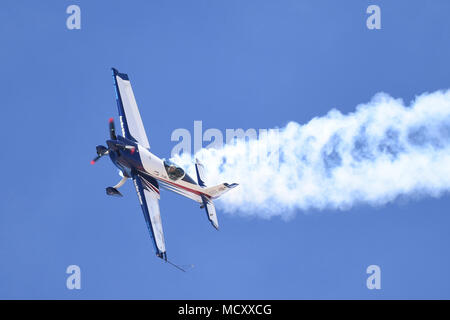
[112,68,151,149]
[133,174,166,259]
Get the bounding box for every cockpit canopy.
[163,159,197,184]
[163,160,186,181]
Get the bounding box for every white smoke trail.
[172,90,450,218]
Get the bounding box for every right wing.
[112,68,151,149]
[133,174,166,259]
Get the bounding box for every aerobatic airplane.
[91,68,238,269]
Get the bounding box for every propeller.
[91,145,109,165]
[91,117,135,165]
[91,118,115,165]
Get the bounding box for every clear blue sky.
[1,0,450,299]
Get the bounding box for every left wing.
[133,175,166,259]
[112,68,151,149]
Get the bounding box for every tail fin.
[195,158,207,187]
[195,158,238,199]
[195,159,238,230]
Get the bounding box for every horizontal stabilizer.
[204,182,239,199]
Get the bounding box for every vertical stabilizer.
[195,158,207,187]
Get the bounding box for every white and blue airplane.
[91,68,238,269]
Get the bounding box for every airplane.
[91,68,238,270]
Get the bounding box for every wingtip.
[157,252,167,261]
[211,219,220,230]
[112,68,129,80]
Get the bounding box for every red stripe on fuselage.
[139,170,208,198]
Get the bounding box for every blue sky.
[1,0,450,299]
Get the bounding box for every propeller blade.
[91,155,101,165]
[109,117,117,140]
[92,145,109,165]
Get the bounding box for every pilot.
[168,165,177,179]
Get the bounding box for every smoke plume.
[172,90,450,218]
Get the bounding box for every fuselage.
[108,136,206,203]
